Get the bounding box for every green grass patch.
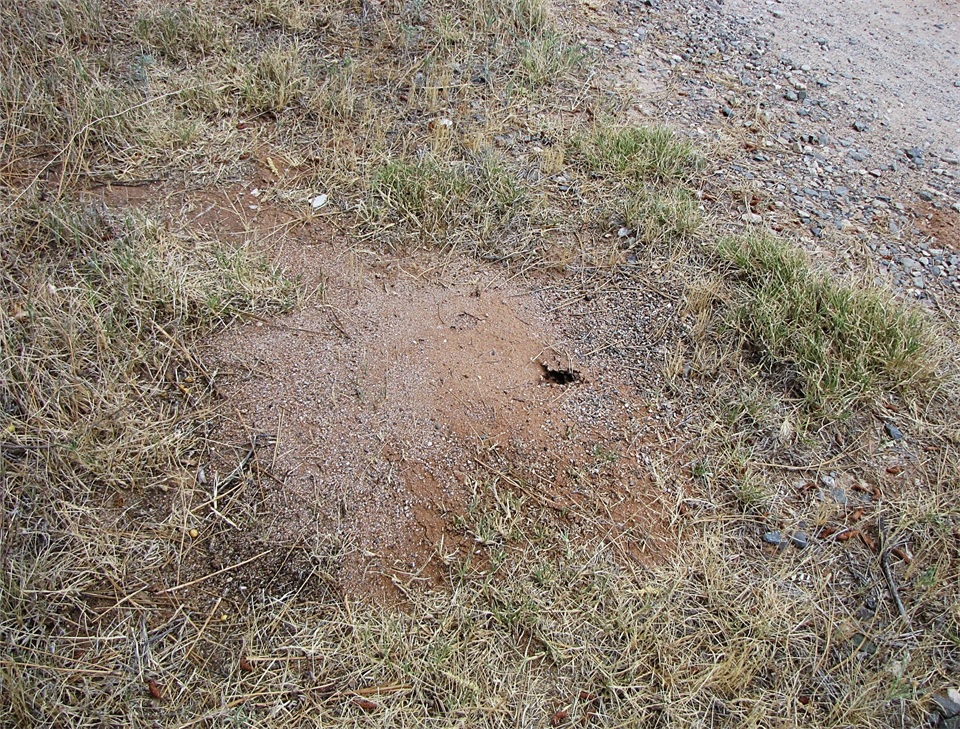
[367,153,529,253]
[518,31,585,88]
[716,233,937,415]
[579,124,702,182]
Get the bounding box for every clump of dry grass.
[133,3,229,64]
[7,466,952,726]
[0,197,294,509]
[0,198,296,725]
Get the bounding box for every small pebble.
[885,422,905,441]
[763,531,786,549]
[933,689,960,719]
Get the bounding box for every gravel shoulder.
[573,0,960,307]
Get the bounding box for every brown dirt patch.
[915,201,960,253]
[196,218,672,602]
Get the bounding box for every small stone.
[790,531,808,549]
[850,632,878,656]
[933,690,960,719]
[784,90,798,102]
[918,190,935,202]
[852,120,869,132]
[856,596,878,619]
[905,147,925,164]
[763,531,786,548]
[885,422,905,441]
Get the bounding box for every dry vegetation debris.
[1,0,959,727]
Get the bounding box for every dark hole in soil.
[539,363,581,385]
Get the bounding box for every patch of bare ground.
[200,218,672,602]
[916,202,960,255]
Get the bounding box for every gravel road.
[581,0,960,306]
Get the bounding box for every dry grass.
[2,0,959,727]
[576,123,703,183]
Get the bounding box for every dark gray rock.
[933,690,960,719]
[885,422,905,441]
[827,487,847,505]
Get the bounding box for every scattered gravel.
[577,0,960,304]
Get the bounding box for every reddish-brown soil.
[915,201,960,253]
[168,196,674,602]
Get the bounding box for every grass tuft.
[716,233,938,414]
[366,153,530,255]
[236,42,318,113]
[133,4,228,64]
[518,32,585,88]
[580,124,702,182]
[620,186,703,247]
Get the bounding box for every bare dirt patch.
[203,226,671,601]
[915,200,960,253]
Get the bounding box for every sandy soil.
[197,210,674,601]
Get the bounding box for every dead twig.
[878,517,911,626]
